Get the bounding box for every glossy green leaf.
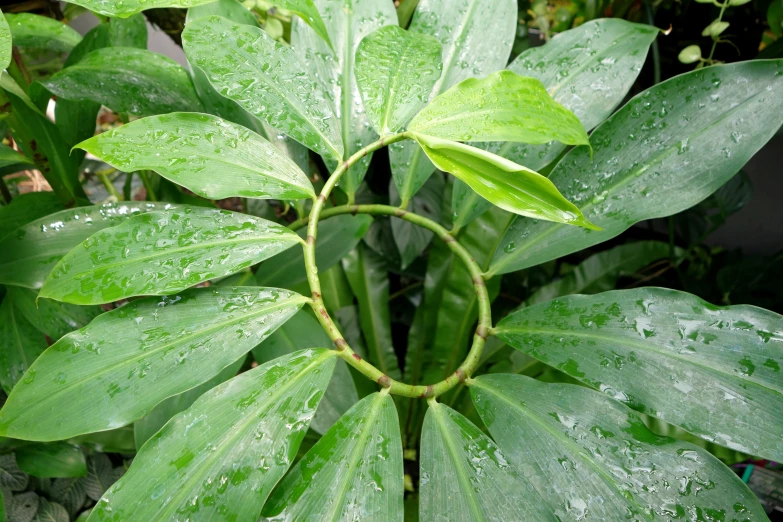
[269,0,332,49]
[355,25,442,135]
[0,286,307,440]
[290,0,397,195]
[87,349,335,521]
[389,0,516,202]
[390,174,444,269]
[410,71,588,146]
[490,60,783,274]
[256,214,372,289]
[41,47,202,117]
[16,443,86,479]
[420,402,555,521]
[0,10,10,70]
[77,113,314,200]
[0,143,32,169]
[413,134,598,230]
[65,0,215,18]
[3,13,81,53]
[107,14,148,48]
[39,208,301,305]
[133,355,246,449]
[264,392,403,520]
[183,15,343,160]
[496,287,783,460]
[187,0,258,25]
[0,297,46,395]
[343,244,401,381]
[70,428,136,454]
[0,192,62,242]
[0,202,166,289]
[6,286,101,341]
[471,374,767,520]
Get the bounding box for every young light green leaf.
[0,297,46,395]
[269,0,332,49]
[64,0,215,18]
[410,71,589,146]
[703,20,730,37]
[420,402,556,521]
[471,374,768,520]
[183,15,343,160]
[490,60,783,275]
[678,45,702,64]
[496,287,783,461]
[0,202,166,289]
[77,113,315,200]
[355,25,442,135]
[0,286,308,441]
[86,350,335,521]
[413,134,598,230]
[263,392,403,521]
[3,13,81,53]
[16,443,86,479]
[6,286,101,341]
[39,208,301,305]
[0,10,11,70]
[41,47,202,117]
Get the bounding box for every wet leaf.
[413,134,598,230]
[0,297,47,395]
[6,286,101,341]
[263,392,403,520]
[3,13,81,53]
[355,25,442,135]
[0,10,10,70]
[0,286,307,440]
[41,47,202,117]
[471,374,767,521]
[496,287,783,461]
[187,0,258,26]
[0,192,62,242]
[490,60,783,274]
[16,443,86,479]
[65,0,215,18]
[87,350,335,521]
[39,208,301,305]
[77,113,314,200]
[420,402,555,521]
[269,0,332,49]
[183,15,343,160]
[0,202,167,290]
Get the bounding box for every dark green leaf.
[390,174,443,269]
[496,287,783,460]
[9,492,38,522]
[0,286,307,440]
[87,350,335,521]
[0,143,32,169]
[50,477,87,517]
[69,427,136,454]
[82,454,121,502]
[39,208,301,305]
[0,192,62,242]
[3,14,81,53]
[0,297,46,395]
[6,286,101,341]
[16,444,86,479]
[0,454,28,491]
[32,498,68,522]
[263,392,403,520]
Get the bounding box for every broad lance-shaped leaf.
[7,286,101,341]
[291,0,396,196]
[269,0,332,49]
[0,297,46,395]
[0,286,307,441]
[263,392,403,520]
[420,402,556,521]
[77,113,314,201]
[471,375,767,520]
[64,0,214,18]
[389,0,516,203]
[87,349,335,521]
[0,143,32,169]
[4,13,81,53]
[41,47,202,117]
[183,15,343,161]
[16,443,86,479]
[0,202,166,289]
[0,191,63,242]
[409,71,589,146]
[39,207,301,305]
[0,10,10,70]
[496,287,783,461]
[490,59,783,275]
[355,25,442,136]
[413,134,598,230]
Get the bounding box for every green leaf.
[50,477,87,517]
[16,444,86,479]
[703,20,730,37]
[39,208,301,305]
[3,13,81,53]
[65,0,215,18]
[678,44,702,64]
[6,287,101,341]
[410,71,588,146]
[290,0,397,195]
[471,374,768,520]
[355,25,442,136]
[77,113,315,200]
[389,0,517,202]
[107,14,148,48]
[9,492,38,522]
[87,349,335,521]
[82,454,122,502]
[133,354,246,449]
[256,214,373,289]
[0,143,31,169]
[413,134,598,230]
[390,174,444,269]
[268,0,332,49]
[0,297,46,395]
[496,287,783,461]
[0,286,307,440]
[187,0,257,25]
[32,498,68,522]
[263,392,403,520]
[0,192,63,242]
[70,428,136,454]
[0,202,167,289]
[420,402,555,521]
[0,453,28,491]
[0,10,11,70]
[183,15,343,160]
[343,244,401,381]
[41,47,202,117]
[490,60,783,275]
